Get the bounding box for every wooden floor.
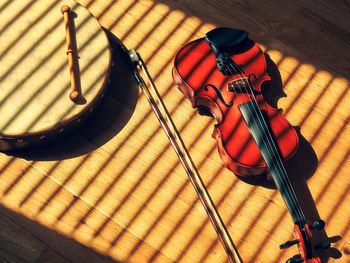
[1,0,349,262]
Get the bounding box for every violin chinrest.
[205,27,248,48]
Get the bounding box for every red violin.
[172,27,330,262]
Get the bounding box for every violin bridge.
[227,77,250,92]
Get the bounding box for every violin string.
[226,65,304,225]
[225,58,306,224]
[227,62,305,224]
[227,62,306,224]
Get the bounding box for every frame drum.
[0,0,111,150]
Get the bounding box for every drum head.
[0,0,111,141]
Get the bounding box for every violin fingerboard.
[238,101,305,224]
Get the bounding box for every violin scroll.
[280,220,330,263]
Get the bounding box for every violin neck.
[238,100,306,225]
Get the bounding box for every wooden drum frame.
[0,0,112,150]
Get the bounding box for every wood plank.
[0,155,174,263]
[129,0,350,78]
[0,212,45,263]
[34,248,71,263]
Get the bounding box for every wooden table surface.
[0,0,349,262]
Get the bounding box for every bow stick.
[127,48,243,263]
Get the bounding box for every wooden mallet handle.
[61,5,81,102]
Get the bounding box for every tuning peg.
[314,241,331,250]
[280,239,299,249]
[309,219,325,230]
[286,257,304,263]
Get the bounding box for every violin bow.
[126,48,243,263]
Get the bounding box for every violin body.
[172,28,329,262]
[172,37,299,178]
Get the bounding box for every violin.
[172,27,330,262]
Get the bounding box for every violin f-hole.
[204,84,233,107]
